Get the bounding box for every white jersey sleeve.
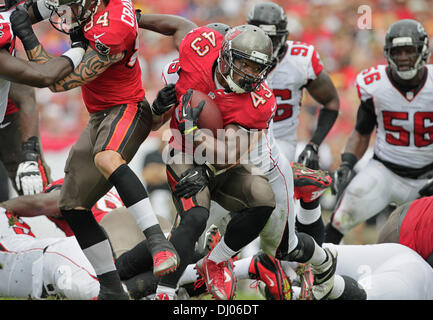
[161,57,180,85]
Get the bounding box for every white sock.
[296,204,322,225]
[127,198,159,232]
[83,239,116,275]
[306,241,327,266]
[208,236,237,264]
[327,274,345,299]
[232,257,253,280]
[280,260,300,281]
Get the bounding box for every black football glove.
[151,84,177,115]
[10,6,39,50]
[174,165,214,199]
[331,164,354,196]
[177,89,205,135]
[69,27,88,51]
[298,143,320,170]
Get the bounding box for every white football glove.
[16,160,44,195]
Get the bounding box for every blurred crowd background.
[5,0,433,241]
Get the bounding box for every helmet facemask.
[45,0,99,34]
[384,21,430,80]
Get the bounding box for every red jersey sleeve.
[175,27,223,98]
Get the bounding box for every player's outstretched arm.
[1,190,61,218]
[298,70,339,169]
[48,47,125,92]
[136,12,197,50]
[5,7,87,87]
[8,82,39,142]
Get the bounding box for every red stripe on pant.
[105,104,138,151]
[166,167,196,212]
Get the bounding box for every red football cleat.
[153,250,179,278]
[291,162,332,202]
[249,253,292,300]
[195,254,237,300]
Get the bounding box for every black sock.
[224,206,273,252]
[159,206,209,288]
[324,222,344,244]
[296,216,325,246]
[115,240,153,280]
[108,164,164,237]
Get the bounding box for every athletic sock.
[108,164,160,233]
[61,209,123,292]
[208,236,238,264]
[296,200,324,245]
[324,222,344,244]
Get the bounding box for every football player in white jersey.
[326,19,433,244]
[246,2,340,246]
[0,194,100,299]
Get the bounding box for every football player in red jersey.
[15,0,182,299]
[377,195,433,267]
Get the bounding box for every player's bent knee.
[94,150,126,178]
[249,176,276,208]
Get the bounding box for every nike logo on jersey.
[93,33,106,39]
[0,121,11,129]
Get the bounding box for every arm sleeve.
[355,98,377,135]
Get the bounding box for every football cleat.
[153,250,179,278]
[291,162,332,202]
[146,233,180,278]
[203,224,222,255]
[153,292,172,300]
[248,252,292,300]
[195,254,237,300]
[295,263,314,300]
[311,247,338,300]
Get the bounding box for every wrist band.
[341,152,358,169]
[61,47,85,69]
